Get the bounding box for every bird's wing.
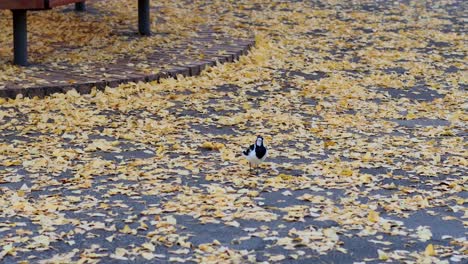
[242,144,255,156]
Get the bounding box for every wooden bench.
[0,0,151,66]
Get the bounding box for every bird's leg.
[249,163,252,174]
[256,165,259,176]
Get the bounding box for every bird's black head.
[256,135,264,146]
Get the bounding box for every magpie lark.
[242,135,268,175]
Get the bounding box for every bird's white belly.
[246,149,266,165]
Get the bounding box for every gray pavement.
[0,0,467,263]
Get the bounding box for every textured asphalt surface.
[1,82,465,263]
[0,0,467,263]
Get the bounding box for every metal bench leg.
[138,0,150,35]
[12,10,28,66]
[75,2,86,12]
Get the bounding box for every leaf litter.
[0,0,467,263]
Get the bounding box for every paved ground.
[0,0,466,263]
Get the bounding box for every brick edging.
[0,38,255,99]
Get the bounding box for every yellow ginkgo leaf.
[378,249,389,261]
[120,225,133,234]
[425,244,436,256]
[368,210,380,223]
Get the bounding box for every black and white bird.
[242,135,268,175]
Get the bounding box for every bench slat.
[0,0,85,10]
[0,0,46,10]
